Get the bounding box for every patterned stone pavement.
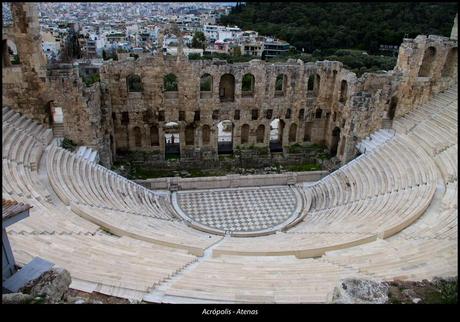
[175,186,298,233]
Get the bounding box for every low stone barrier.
[135,170,328,191]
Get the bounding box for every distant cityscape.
[2,2,290,63]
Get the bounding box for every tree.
[219,2,458,53]
[191,31,206,49]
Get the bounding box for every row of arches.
[123,120,351,159]
[125,120,302,149]
[418,46,457,78]
[124,72,332,101]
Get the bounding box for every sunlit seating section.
[163,255,362,303]
[8,232,197,300]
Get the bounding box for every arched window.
[217,120,233,154]
[219,74,235,102]
[150,125,159,146]
[275,74,286,96]
[127,75,142,92]
[242,73,255,97]
[331,127,341,156]
[307,75,315,91]
[200,73,212,91]
[256,124,265,143]
[143,110,154,123]
[441,47,458,77]
[418,46,437,77]
[3,39,20,67]
[285,108,292,119]
[241,124,250,144]
[314,74,321,94]
[164,73,178,91]
[121,112,129,125]
[185,125,195,146]
[303,122,312,142]
[288,123,297,143]
[388,96,398,120]
[339,80,348,103]
[200,73,212,99]
[315,108,322,119]
[133,126,142,147]
[202,125,211,145]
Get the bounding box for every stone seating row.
[434,145,458,183]
[210,90,447,258]
[3,108,220,257]
[309,133,436,211]
[212,182,434,257]
[2,108,53,147]
[319,87,458,283]
[4,191,101,236]
[290,183,435,235]
[46,145,173,221]
[323,237,457,282]
[395,180,457,240]
[71,203,221,256]
[356,129,394,153]
[2,111,53,201]
[393,93,457,140]
[8,232,197,301]
[162,255,362,303]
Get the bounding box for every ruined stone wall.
[101,54,368,163]
[2,3,457,168]
[2,3,50,124]
[395,35,458,114]
[46,64,112,165]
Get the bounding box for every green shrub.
[83,73,100,87]
[61,138,77,152]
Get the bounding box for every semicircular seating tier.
[2,85,457,303]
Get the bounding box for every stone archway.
[288,123,297,143]
[269,118,284,152]
[330,127,341,156]
[241,124,250,144]
[388,96,398,120]
[133,126,142,147]
[185,124,195,146]
[164,122,180,159]
[442,47,458,77]
[217,120,233,154]
[256,124,265,143]
[219,74,235,102]
[150,125,159,146]
[418,46,437,77]
[202,124,211,145]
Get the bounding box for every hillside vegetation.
[219,2,458,54]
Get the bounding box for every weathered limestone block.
[2,292,34,304]
[19,267,72,304]
[331,278,389,304]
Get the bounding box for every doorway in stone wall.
[164,122,180,159]
[217,120,233,154]
[330,127,341,157]
[269,118,284,152]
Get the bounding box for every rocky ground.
[387,278,458,304]
[66,289,131,304]
[332,277,458,304]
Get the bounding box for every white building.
[203,25,242,42]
